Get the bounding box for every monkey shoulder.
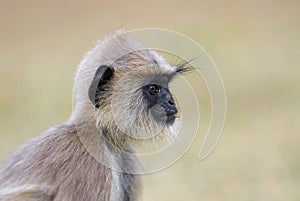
[0,122,112,200]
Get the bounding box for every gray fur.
[0,122,140,201]
[0,29,180,201]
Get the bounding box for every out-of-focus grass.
[0,1,299,200]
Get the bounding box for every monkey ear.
[88,65,114,108]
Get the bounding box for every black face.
[142,84,178,125]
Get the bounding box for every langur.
[0,29,185,201]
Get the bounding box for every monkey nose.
[164,98,178,116]
[167,98,175,106]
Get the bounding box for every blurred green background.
[0,0,299,200]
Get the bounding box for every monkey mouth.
[166,114,176,125]
[153,113,176,125]
[150,106,178,125]
[165,107,178,125]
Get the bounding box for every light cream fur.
[0,29,180,201]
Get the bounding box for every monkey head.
[73,29,185,143]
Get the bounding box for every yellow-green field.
[0,1,299,200]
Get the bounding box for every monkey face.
[142,84,178,125]
[88,63,182,138]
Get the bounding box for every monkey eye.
[148,84,160,95]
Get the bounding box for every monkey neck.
[101,126,130,149]
[71,117,139,173]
